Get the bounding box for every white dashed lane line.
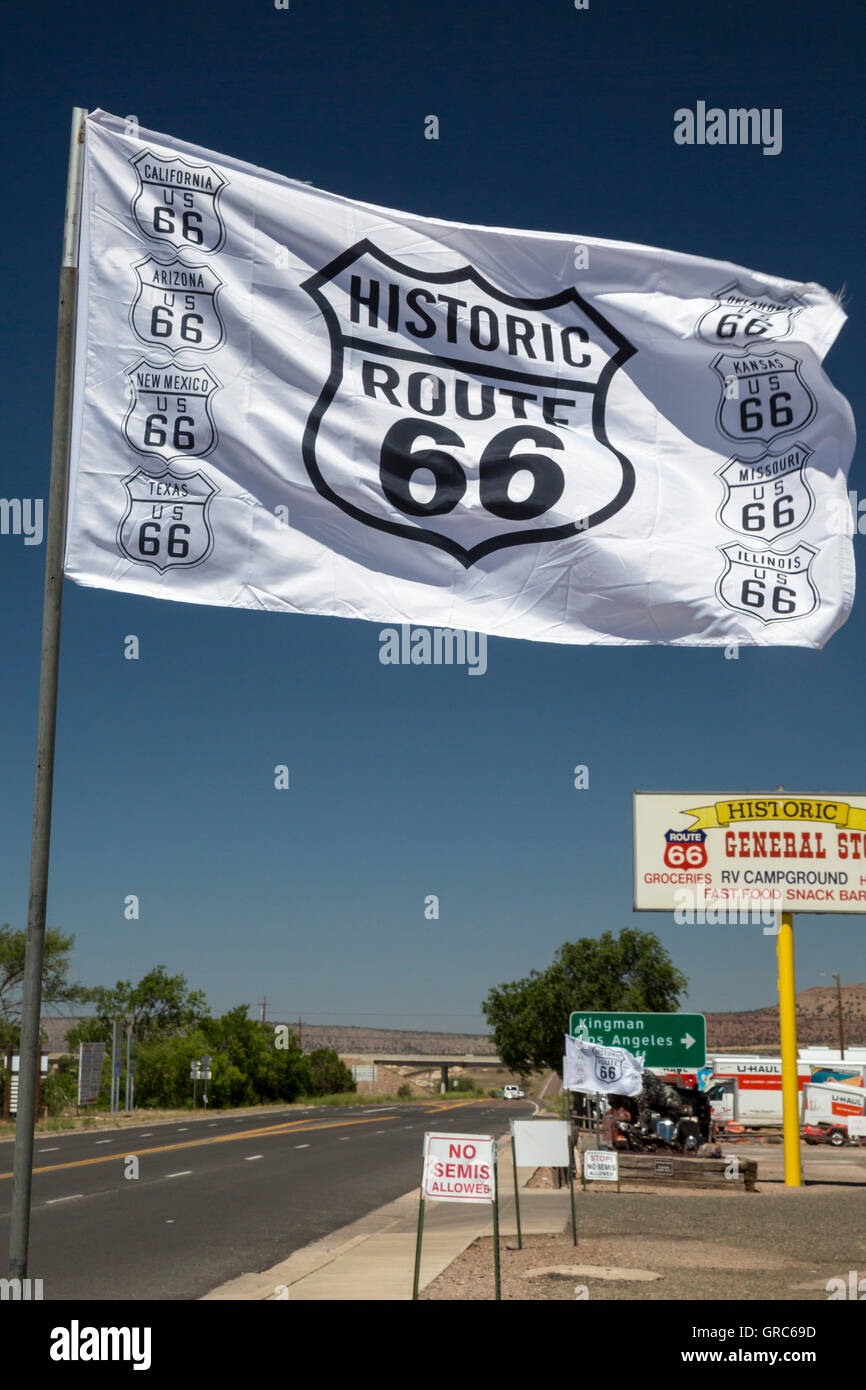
[47,1194,83,1205]
[295,1144,310,1149]
[245,1155,263,1161]
[38,1147,60,1153]
[94,1140,113,1145]
[166,1171,193,1178]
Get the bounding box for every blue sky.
[1,0,863,1032]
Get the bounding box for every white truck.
[707,1057,865,1138]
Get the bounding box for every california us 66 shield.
[716,542,819,623]
[118,467,218,572]
[122,360,220,463]
[301,242,636,566]
[130,149,227,255]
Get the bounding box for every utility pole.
[297,1016,302,1050]
[834,972,846,1060]
[260,996,267,1025]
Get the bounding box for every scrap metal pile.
[602,1073,719,1155]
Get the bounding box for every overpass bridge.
[342,1052,503,1093]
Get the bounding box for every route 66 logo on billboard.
[117,467,218,572]
[130,257,225,355]
[716,444,814,543]
[301,241,636,567]
[716,542,819,623]
[122,360,220,463]
[712,352,816,448]
[697,281,804,347]
[663,829,707,869]
[130,149,227,255]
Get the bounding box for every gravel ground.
[420,1187,866,1301]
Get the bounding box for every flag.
[564,1034,644,1097]
[65,110,856,647]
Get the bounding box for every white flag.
[65,111,856,647]
[564,1034,644,1097]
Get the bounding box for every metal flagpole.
[7,107,87,1281]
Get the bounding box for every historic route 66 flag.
[563,1035,644,1097]
[65,111,856,646]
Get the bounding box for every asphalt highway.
[0,1099,533,1300]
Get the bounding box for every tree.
[305,1048,355,1097]
[0,924,87,1038]
[74,966,208,1043]
[482,928,688,1075]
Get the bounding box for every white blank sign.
[511,1120,570,1168]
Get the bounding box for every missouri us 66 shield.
[716,445,814,542]
[130,149,227,255]
[117,467,219,572]
[716,542,819,623]
[301,241,636,567]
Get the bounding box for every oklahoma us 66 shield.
[716,542,819,623]
[301,242,636,567]
[117,467,218,572]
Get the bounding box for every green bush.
[397,1082,413,1099]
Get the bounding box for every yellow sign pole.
[776,911,802,1187]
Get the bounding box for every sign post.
[414,1132,498,1300]
[777,912,802,1186]
[511,1120,575,1249]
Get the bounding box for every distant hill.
[704,981,866,1050]
[42,984,866,1060]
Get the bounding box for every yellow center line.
[0,1113,399,1181]
[424,1099,489,1114]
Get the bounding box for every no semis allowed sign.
[422,1132,495,1203]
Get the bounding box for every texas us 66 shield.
[301,242,636,568]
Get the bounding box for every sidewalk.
[203,1137,573,1301]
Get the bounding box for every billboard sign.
[634,791,866,914]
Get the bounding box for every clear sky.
[1,0,863,1033]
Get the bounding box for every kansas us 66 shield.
[634,791,866,914]
[66,111,855,647]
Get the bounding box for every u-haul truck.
[708,1058,866,1132]
[707,1057,810,1127]
[803,1083,866,1145]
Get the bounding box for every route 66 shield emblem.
[130,150,227,255]
[130,257,225,355]
[716,542,819,623]
[122,360,220,463]
[716,445,814,543]
[712,352,816,448]
[697,281,804,347]
[301,241,636,567]
[117,467,218,572]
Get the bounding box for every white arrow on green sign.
[570,1011,706,1070]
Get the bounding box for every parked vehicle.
[708,1065,865,1133]
[500,1084,525,1100]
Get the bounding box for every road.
[0,1099,532,1300]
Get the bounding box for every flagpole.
[7,106,87,1281]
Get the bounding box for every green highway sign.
[569,1011,706,1070]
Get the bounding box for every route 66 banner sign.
[564,1035,644,1097]
[66,111,856,647]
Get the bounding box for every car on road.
[500,1085,525,1100]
